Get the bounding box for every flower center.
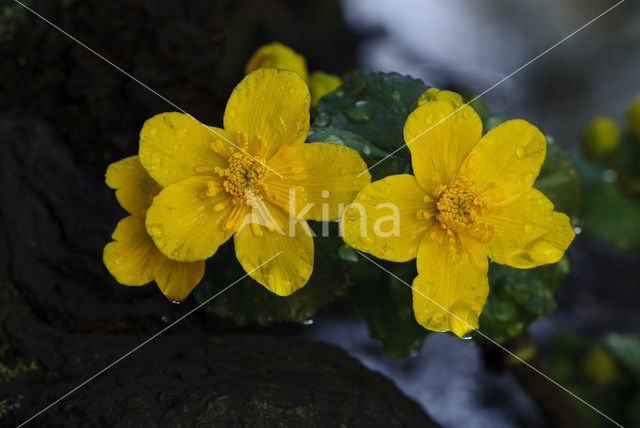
[220,152,267,201]
[434,177,482,232]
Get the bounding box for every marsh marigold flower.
[246,42,342,107]
[245,42,308,82]
[140,68,370,296]
[103,156,205,301]
[309,71,343,108]
[342,101,575,337]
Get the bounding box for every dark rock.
[3,326,436,427]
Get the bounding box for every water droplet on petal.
[149,128,158,136]
[524,222,534,233]
[515,145,526,159]
[177,128,188,139]
[148,223,163,237]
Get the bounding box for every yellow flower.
[140,68,370,296]
[309,71,343,108]
[416,88,463,109]
[103,156,205,301]
[626,94,640,140]
[246,42,342,107]
[341,101,575,337]
[580,116,620,158]
[245,42,308,82]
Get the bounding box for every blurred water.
[342,0,640,146]
[301,315,545,428]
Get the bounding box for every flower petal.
[404,101,482,193]
[480,188,575,268]
[413,232,489,337]
[224,69,311,159]
[145,176,235,262]
[266,142,371,221]
[155,259,205,302]
[341,174,433,262]
[139,112,231,186]
[234,202,313,296]
[309,71,342,107]
[105,156,156,217]
[461,119,546,205]
[103,216,165,286]
[245,42,309,82]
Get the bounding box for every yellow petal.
[105,156,157,217]
[245,42,309,82]
[413,231,489,337]
[480,188,575,268]
[416,88,464,109]
[309,71,342,107]
[145,176,235,262]
[139,112,232,186]
[341,174,433,262]
[155,259,205,302]
[103,216,165,286]
[224,69,311,160]
[460,119,546,205]
[404,101,482,193]
[266,142,370,221]
[234,202,313,296]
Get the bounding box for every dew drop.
[392,90,401,101]
[315,113,330,127]
[601,169,617,183]
[524,172,534,182]
[302,319,314,326]
[161,315,169,322]
[177,128,188,139]
[335,88,345,98]
[344,100,375,123]
[229,109,237,118]
[515,145,526,159]
[362,145,372,155]
[149,128,158,136]
[148,223,163,237]
[573,226,582,235]
[524,222,534,233]
[288,87,295,95]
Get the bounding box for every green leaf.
[605,334,640,378]
[307,126,390,158]
[194,222,349,325]
[314,71,427,156]
[534,137,583,220]
[551,333,640,427]
[349,259,428,358]
[479,257,570,343]
[574,137,640,252]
